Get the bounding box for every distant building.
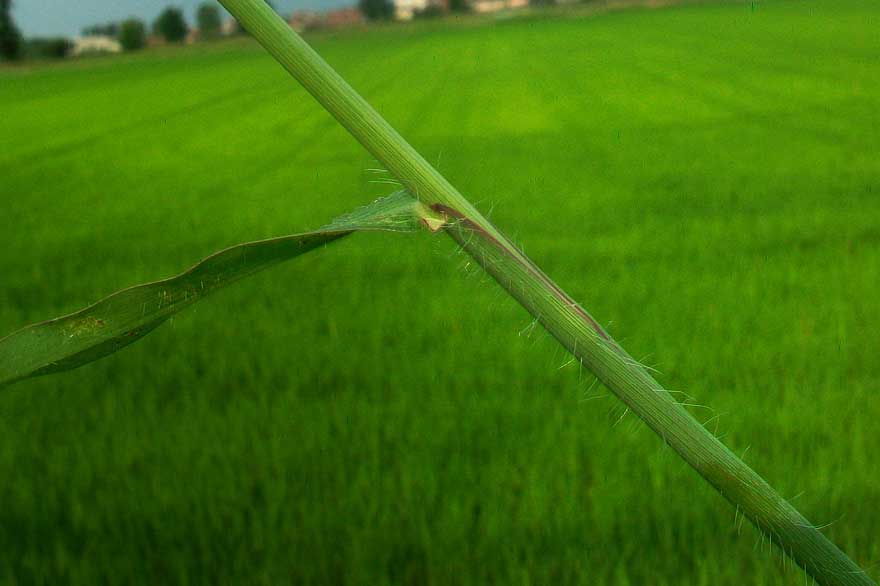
[470,0,527,12]
[394,0,432,20]
[391,0,453,20]
[221,19,238,36]
[289,10,323,32]
[289,8,365,32]
[393,0,430,20]
[324,7,366,28]
[71,35,122,57]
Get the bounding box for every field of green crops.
[1,0,878,583]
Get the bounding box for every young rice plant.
[0,1,873,584]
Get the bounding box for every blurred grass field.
[1,0,878,583]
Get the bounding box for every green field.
[1,0,878,583]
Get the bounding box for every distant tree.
[82,22,119,37]
[119,18,146,51]
[0,0,23,61]
[359,0,394,20]
[449,0,470,12]
[153,7,188,43]
[197,4,222,39]
[25,37,72,59]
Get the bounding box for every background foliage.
[197,3,223,39]
[153,7,189,43]
[119,19,147,52]
[359,0,394,21]
[0,0,22,61]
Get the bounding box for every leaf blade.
[0,191,422,388]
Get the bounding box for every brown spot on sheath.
[529,263,614,344]
[420,215,446,233]
[430,204,508,250]
[431,203,619,348]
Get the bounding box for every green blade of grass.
[215,1,875,584]
[0,191,436,389]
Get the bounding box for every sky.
[13,0,354,38]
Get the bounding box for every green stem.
[216,1,874,584]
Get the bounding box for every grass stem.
[216,1,875,583]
